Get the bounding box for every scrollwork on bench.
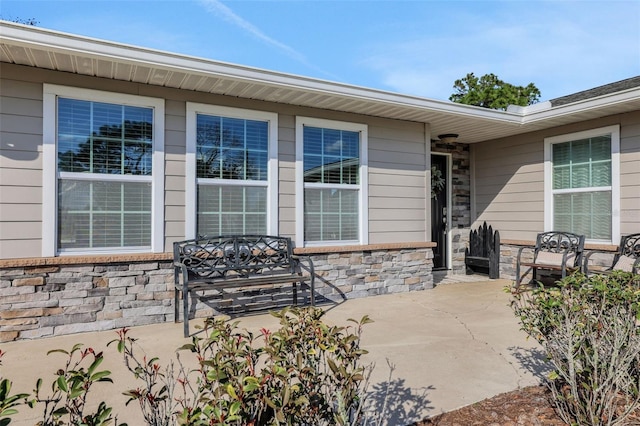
[173,235,315,337]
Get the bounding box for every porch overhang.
[2,21,640,143]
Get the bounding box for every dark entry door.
[431,154,448,270]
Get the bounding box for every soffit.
[2,22,640,144]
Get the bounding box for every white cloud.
[361,2,640,101]
[198,0,307,63]
[197,0,339,79]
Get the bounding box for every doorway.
[431,154,450,270]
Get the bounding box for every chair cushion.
[613,255,637,272]
[535,251,568,266]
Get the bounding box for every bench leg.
[174,288,179,323]
[293,282,298,306]
[183,288,189,338]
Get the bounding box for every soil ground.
[413,385,566,426]
[413,386,640,425]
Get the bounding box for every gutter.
[0,21,520,124]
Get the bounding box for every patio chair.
[584,233,640,276]
[514,231,585,291]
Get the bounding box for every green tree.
[2,17,39,25]
[449,72,541,110]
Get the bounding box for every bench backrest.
[466,222,500,258]
[174,235,296,280]
[534,231,585,268]
[617,233,640,260]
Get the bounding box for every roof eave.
[2,21,639,144]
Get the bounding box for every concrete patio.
[1,278,548,425]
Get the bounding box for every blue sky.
[2,0,639,102]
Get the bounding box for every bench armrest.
[291,254,315,277]
[173,261,193,287]
[292,254,315,305]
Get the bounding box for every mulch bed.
[412,385,640,425]
[412,385,566,426]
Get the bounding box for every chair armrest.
[583,250,599,275]
[516,246,534,264]
[515,246,535,290]
[583,250,615,275]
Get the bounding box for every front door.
[431,154,448,270]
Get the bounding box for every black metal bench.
[584,233,640,275]
[173,235,315,337]
[465,222,500,279]
[514,231,585,291]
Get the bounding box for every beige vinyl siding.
[620,111,640,235]
[0,71,43,259]
[0,63,434,259]
[277,165,296,238]
[472,132,545,241]
[368,120,427,244]
[278,113,296,239]
[474,112,640,242]
[164,99,186,250]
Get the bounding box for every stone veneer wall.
[0,254,175,343]
[431,141,471,274]
[0,243,434,342]
[303,245,435,303]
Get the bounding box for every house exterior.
[1,21,639,341]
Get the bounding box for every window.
[544,125,620,243]
[185,104,278,238]
[296,117,368,246]
[42,85,165,256]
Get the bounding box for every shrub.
[32,344,121,426]
[113,306,374,425]
[512,271,640,426]
[0,350,30,426]
[1,307,375,425]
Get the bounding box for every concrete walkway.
[1,279,548,425]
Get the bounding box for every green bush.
[0,307,375,425]
[512,271,640,426]
[33,344,121,426]
[0,350,30,426]
[114,306,374,425]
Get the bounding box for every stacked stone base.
[0,261,175,342]
[310,248,434,303]
[0,245,435,342]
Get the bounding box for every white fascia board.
[4,22,640,131]
[506,101,553,114]
[522,89,640,124]
[0,22,520,124]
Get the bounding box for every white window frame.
[295,116,368,247]
[185,103,278,239]
[544,125,620,244]
[42,84,165,256]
